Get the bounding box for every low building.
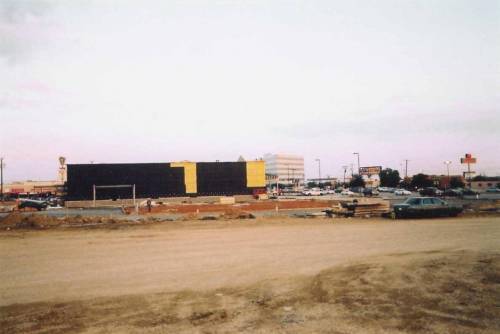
[466,180,500,191]
[3,180,63,196]
[429,175,465,189]
[66,161,266,200]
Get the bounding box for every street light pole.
[353,153,360,175]
[315,159,321,188]
[0,157,3,202]
[444,161,452,190]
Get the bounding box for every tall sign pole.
[315,158,321,187]
[0,157,3,202]
[444,161,452,190]
[460,153,477,188]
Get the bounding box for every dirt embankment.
[129,199,339,214]
[0,212,132,230]
[1,250,498,334]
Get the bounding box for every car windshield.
[405,198,421,205]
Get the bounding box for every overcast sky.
[1,0,499,182]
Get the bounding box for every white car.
[302,188,322,196]
[394,189,412,196]
[341,189,355,196]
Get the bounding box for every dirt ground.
[129,198,340,214]
[1,217,499,333]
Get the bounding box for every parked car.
[485,188,500,193]
[334,187,344,193]
[378,187,395,193]
[302,188,322,196]
[341,189,355,196]
[318,188,335,195]
[350,187,364,194]
[419,187,443,196]
[461,188,479,196]
[363,188,379,197]
[18,198,49,211]
[393,197,463,219]
[394,189,412,196]
[443,188,463,197]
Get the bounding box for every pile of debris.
[220,208,256,220]
[325,199,391,218]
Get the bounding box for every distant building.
[466,180,500,191]
[363,175,380,188]
[263,154,305,187]
[3,180,63,196]
[429,175,464,189]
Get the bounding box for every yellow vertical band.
[171,162,197,194]
[246,161,266,187]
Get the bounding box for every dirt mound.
[0,213,128,230]
[0,213,61,230]
[221,208,256,219]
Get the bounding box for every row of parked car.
[301,185,499,198]
[301,187,379,197]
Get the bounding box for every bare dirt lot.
[1,217,499,333]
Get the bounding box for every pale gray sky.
[1,0,499,182]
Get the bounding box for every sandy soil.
[1,217,499,333]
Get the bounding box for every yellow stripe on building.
[246,161,266,187]
[171,162,197,194]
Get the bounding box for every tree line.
[344,168,466,189]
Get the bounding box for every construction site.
[3,0,499,332]
[1,158,500,334]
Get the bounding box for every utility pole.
[353,152,360,175]
[287,164,290,187]
[0,157,3,202]
[315,159,321,188]
[404,159,409,179]
[342,165,348,186]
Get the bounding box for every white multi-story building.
[263,154,305,187]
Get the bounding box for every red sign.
[460,153,476,164]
